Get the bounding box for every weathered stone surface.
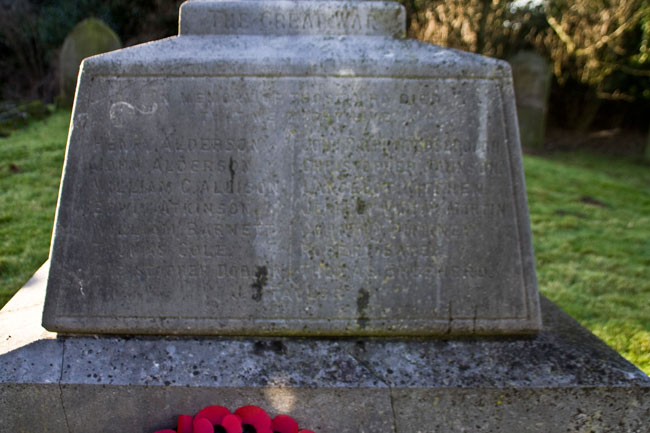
[509,50,551,149]
[2,265,649,432]
[0,383,69,433]
[179,0,406,37]
[59,18,122,105]
[43,0,541,336]
[391,388,649,433]
[0,265,68,433]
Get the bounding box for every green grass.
[524,152,650,374]
[0,112,648,374]
[0,109,70,306]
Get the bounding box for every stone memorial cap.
[43,0,542,336]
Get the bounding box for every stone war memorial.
[1,1,648,432]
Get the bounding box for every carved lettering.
[76,75,524,321]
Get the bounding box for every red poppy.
[153,405,314,433]
[193,418,214,433]
[271,414,298,433]
[195,406,231,426]
[222,414,243,433]
[234,406,272,433]
[177,415,194,433]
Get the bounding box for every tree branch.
[546,15,576,54]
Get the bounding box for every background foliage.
[403,0,650,132]
[1,0,649,136]
[0,0,182,101]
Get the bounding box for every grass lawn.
[0,110,648,374]
[524,152,650,374]
[0,109,70,307]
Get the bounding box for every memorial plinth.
[43,0,541,336]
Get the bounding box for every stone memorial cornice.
[80,36,511,80]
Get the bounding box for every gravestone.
[59,18,122,106]
[43,0,541,336]
[2,2,648,432]
[509,51,551,149]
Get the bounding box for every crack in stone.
[229,156,235,193]
[344,347,398,433]
[389,388,399,433]
[58,338,72,433]
[345,348,388,387]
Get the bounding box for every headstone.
[43,0,542,336]
[509,51,551,149]
[59,18,122,106]
[2,2,649,432]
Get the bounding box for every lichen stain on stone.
[357,288,370,329]
[356,196,366,214]
[357,288,370,311]
[251,266,268,301]
[253,340,286,356]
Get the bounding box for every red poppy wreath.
[154,405,315,433]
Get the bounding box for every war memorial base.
[1,263,648,433]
